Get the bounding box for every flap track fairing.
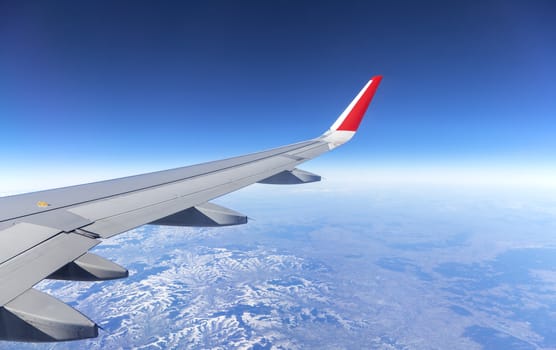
[257,168,321,185]
[149,202,247,227]
[0,289,98,342]
[47,253,128,281]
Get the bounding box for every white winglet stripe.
[328,78,374,132]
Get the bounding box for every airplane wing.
[0,76,382,342]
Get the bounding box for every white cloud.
[2,163,555,197]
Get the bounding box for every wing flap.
[0,232,98,306]
[0,223,59,265]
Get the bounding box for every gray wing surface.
[0,75,382,342]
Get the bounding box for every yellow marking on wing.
[36,201,50,208]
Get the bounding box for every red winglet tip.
[371,75,383,83]
[336,76,382,132]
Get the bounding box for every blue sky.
[1,1,555,192]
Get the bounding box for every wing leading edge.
[0,76,382,342]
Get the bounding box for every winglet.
[321,76,382,147]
